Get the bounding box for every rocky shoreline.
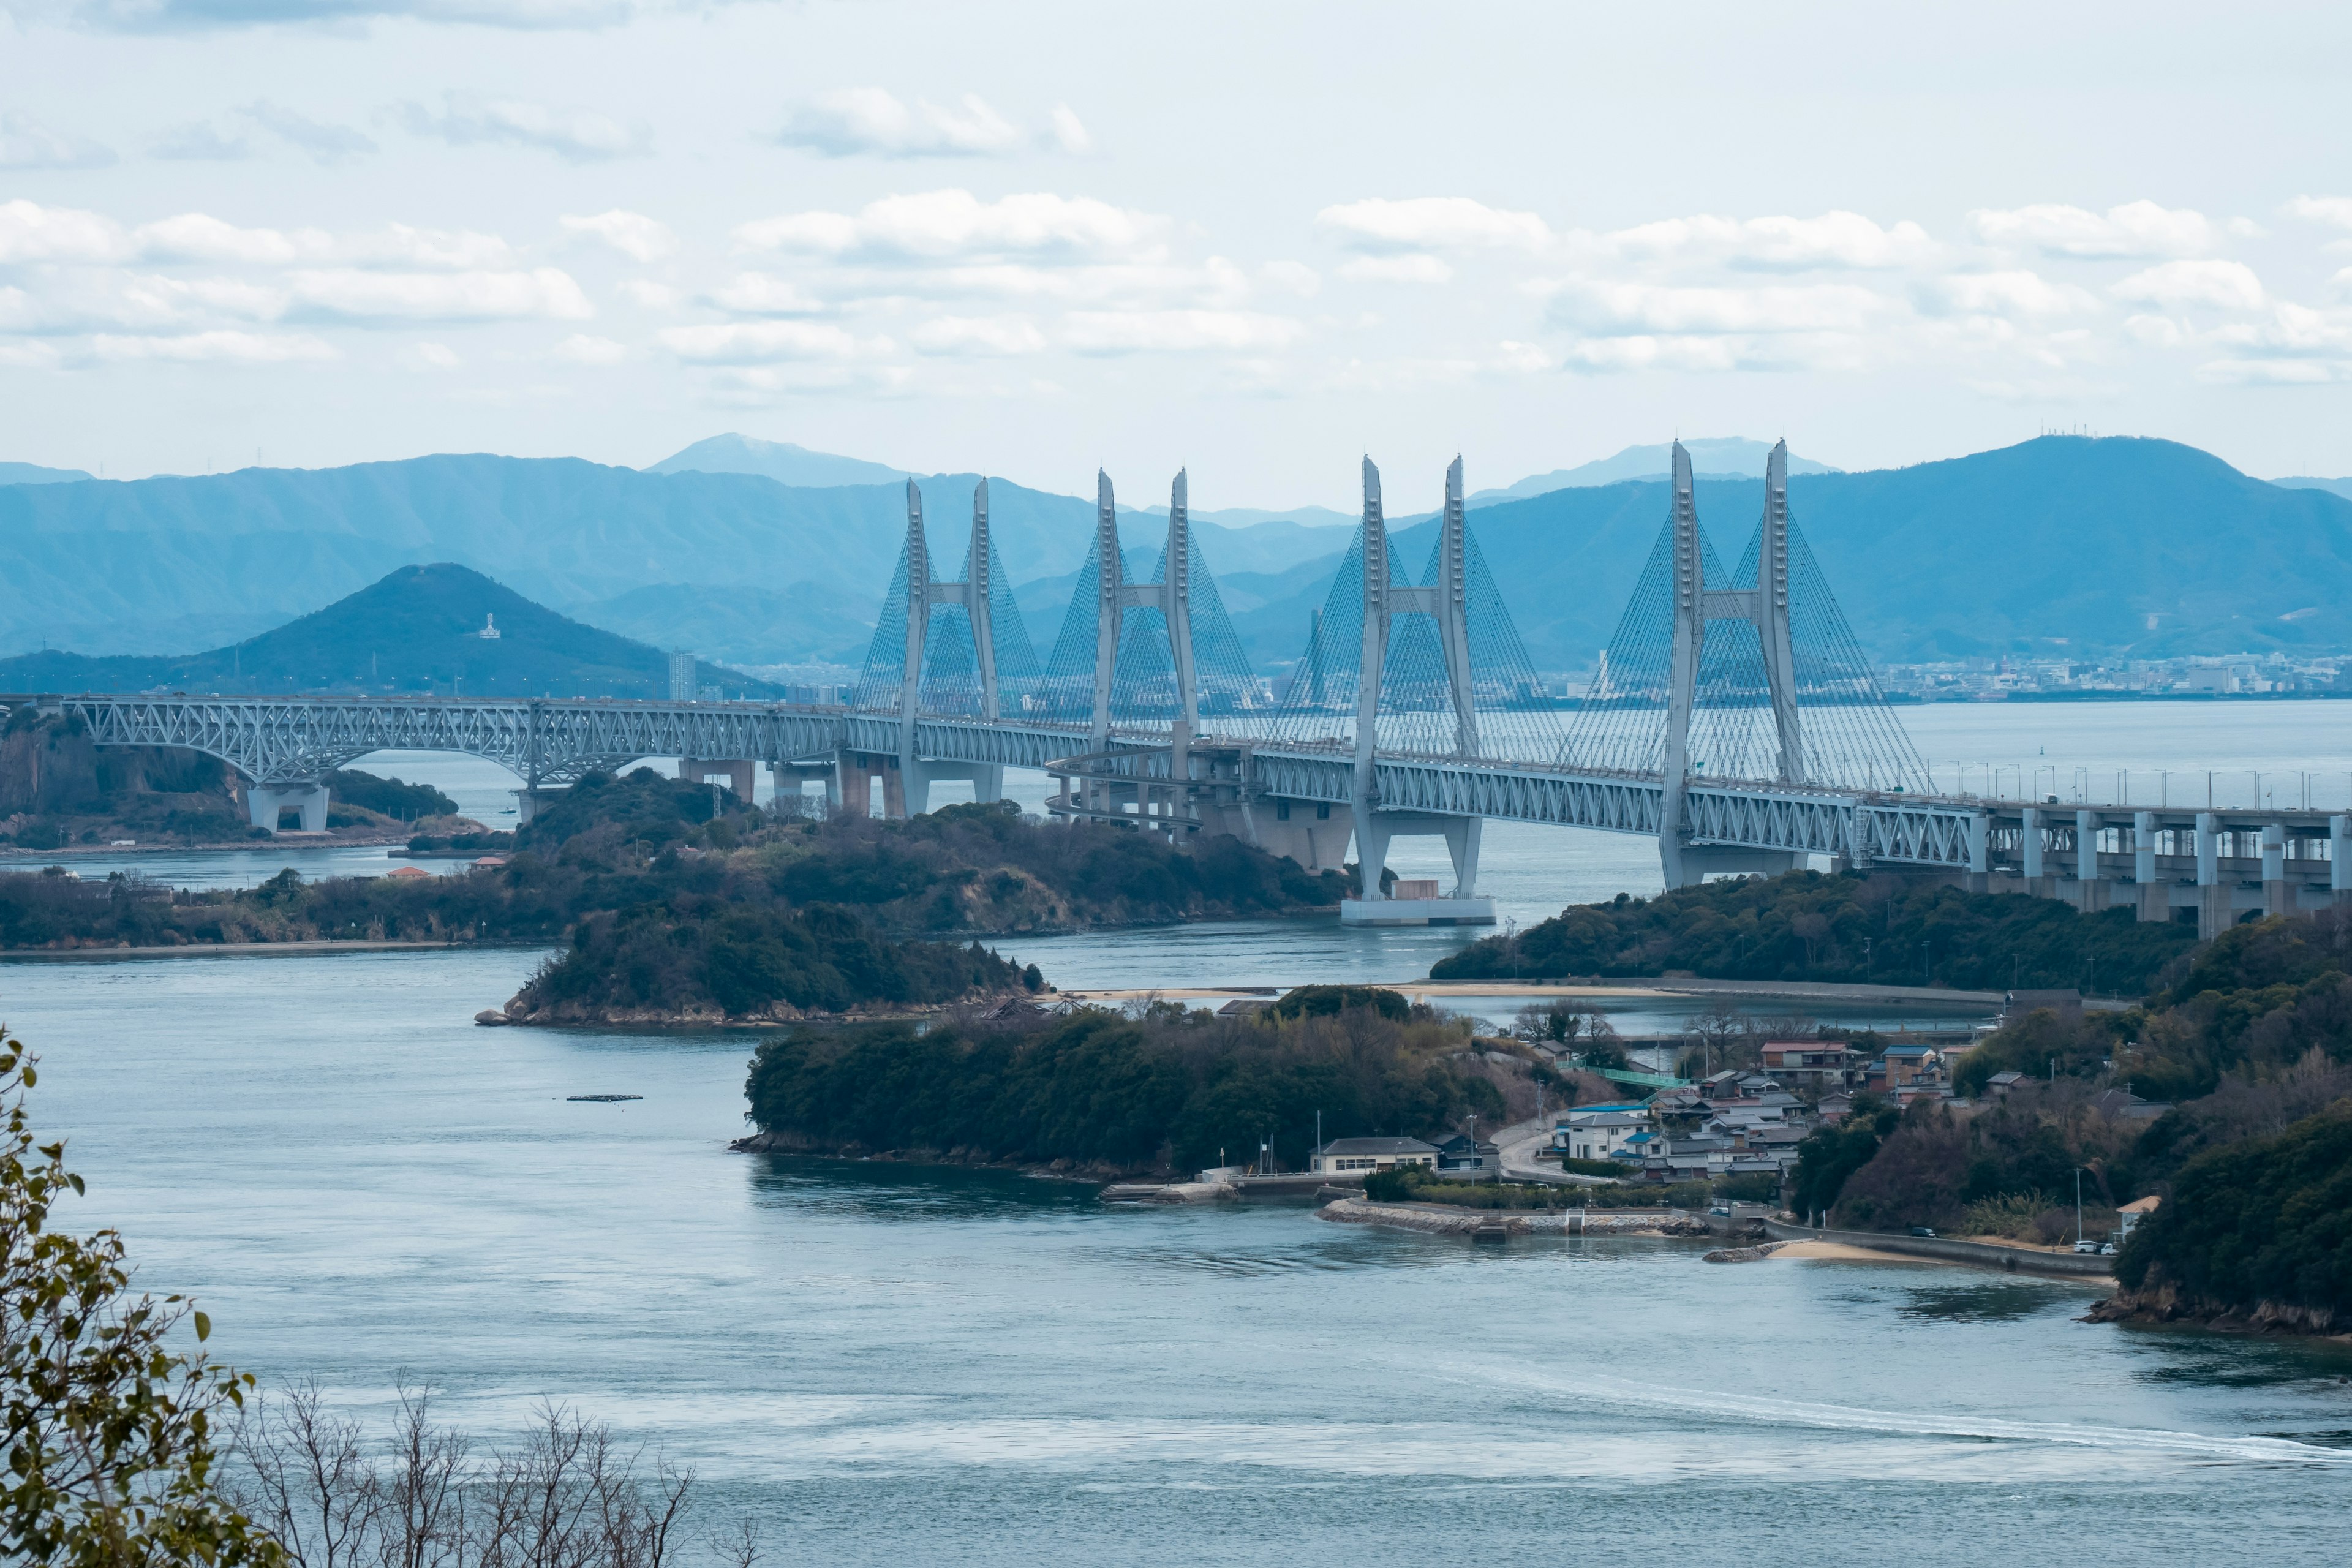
[2083,1281,2348,1338]
[723,1127,1149,1182]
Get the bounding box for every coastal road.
[1491,1114,1613,1188]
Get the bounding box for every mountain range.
[2,434,2350,675]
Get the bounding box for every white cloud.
[736,190,1167,263]
[775,88,1022,158]
[1493,340,1552,374]
[0,200,132,264]
[1966,200,2217,258]
[2112,259,2264,311]
[560,209,676,262]
[1914,270,2094,320]
[2209,301,2352,358]
[398,341,462,371]
[1597,211,1933,271]
[397,93,652,163]
[1060,309,1305,355]
[655,320,874,363]
[350,225,516,270]
[88,330,334,363]
[243,101,377,166]
[151,120,253,162]
[1049,105,1092,156]
[1546,278,1890,336]
[1316,197,1550,253]
[284,268,592,323]
[0,111,115,171]
[134,213,332,265]
[152,102,375,166]
[1339,254,1454,284]
[909,314,1046,356]
[551,333,628,364]
[2123,314,2187,348]
[705,272,822,315]
[2283,195,2352,230]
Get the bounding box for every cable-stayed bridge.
[14,440,2345,937]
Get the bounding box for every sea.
[6,699,2350,1562]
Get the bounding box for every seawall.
[1762,1217,2114,1278]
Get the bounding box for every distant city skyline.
[2,1,2350,508]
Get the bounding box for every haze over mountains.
[2,434,2350,680]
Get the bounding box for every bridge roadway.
[17,690,2349,935]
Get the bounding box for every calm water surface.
[5,948,2348,1564]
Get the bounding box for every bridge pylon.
[849,477,1039,816]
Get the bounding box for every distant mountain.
[0,461,94,486]
[647,433,911,487]
[2274,475,2352,502]
[575,581,878,668]
[0,563,779,699]
[1470,438,1839,505]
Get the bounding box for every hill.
[1469,437,1840,504]
[644,432,911,488]
[2274,475,2352,502]
[0,563,778,699]
[0,462,93,486]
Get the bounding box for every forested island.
[1430,869,2198,996]
[0,770,1343,1022]
[738,985,1517,1177]
[1785,908,2352,1333]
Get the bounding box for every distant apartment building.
[1760,1042,1861,1090]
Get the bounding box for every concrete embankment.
[1319,1196,1707,1237]
[1761,1217,2115,1280]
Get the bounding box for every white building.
[1553,1108,1651,1162]
[1310,1137,1439,1175]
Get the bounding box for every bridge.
[12,440,2345,938]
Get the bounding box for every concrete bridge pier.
[2334,815,2351,907]
[2133,811,2168,922]
[679,758,756,802]
[1680,846,1800,880]
[246,782,328,833]
[2021,807,2048,896]
[2263,824,2291,917]
[768,762,841,816]
[2075,809,2107,911]
[2195,812,2230,938]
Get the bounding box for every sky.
[2,0,2351,510]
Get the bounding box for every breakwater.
[1761,1217,2114,1278]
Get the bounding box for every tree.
[0,1030,281,1567]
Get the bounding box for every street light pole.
[2074,1166,2085,1249]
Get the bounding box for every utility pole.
[2074,1167,2085,1248]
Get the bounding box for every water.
[5,948,2347,1565]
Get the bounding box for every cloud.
[617,279,682,311]
[1966,200,2217,258]
[560,209,676,262]
[1914,270,2095,320]
[135,213,333,265]
[551,333,628,364]
[87,330,334,363]
[705,272,821,315]
[736,190,1167,263]
[56,0,658,31]
[1545,278,1890,336]
[1338,254,1453,284]
[149,102,374,165]
[1060,309,1305,355]
[283,268,592,322]
[2112,259,2264,311]
[1049,105,1091,155]
[1317,197,1550,253]
[150,120,254,162]
[0,111,116,171]
[908,314,1046,356]
[774,88,1022,158]
[655,320,874,363]
[396,92,651,162]
[398,341,462,370]
[2283,195,2352,230]
[0,201,133,264]
[1597,211,1933,271]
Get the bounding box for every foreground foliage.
[0,1031,279,1566]
[744,992,1504,1175]
[1430,869,2196,995]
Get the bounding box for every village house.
[1309,1137,1438,1175]
[2117,1194,2162,1238]
[1430,1133,1501,1174]
[1553,1106,1651,1162]
[1760,1041,1863,1090]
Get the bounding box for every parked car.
[1908,1226,1937,1238]
[1708,1205,1732,1216]
[2072,1240,2101,1254]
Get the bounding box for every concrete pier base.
[246,783,328,833]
